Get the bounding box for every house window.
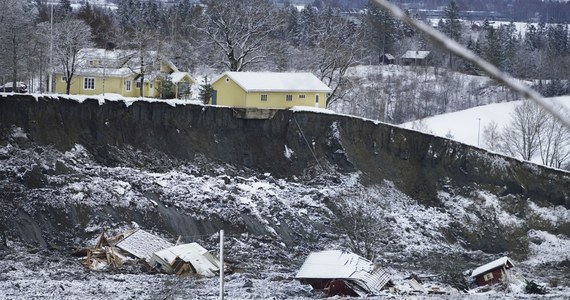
[286,94,293,101]
[260,94,268,101]
[299,94,306,99]
[225,77,230,83]
[483,273,494,281]
[125,80,132,92]
[83,77,95,90]
[61,76,67,82]
[136,81,142,89]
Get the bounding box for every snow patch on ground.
[527,230,570,266]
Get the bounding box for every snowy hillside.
[330,64,523,124]
[400,96,570,167]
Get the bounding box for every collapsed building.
[77,228,221,277]
[471,256,515,287]
[295,250,394,297]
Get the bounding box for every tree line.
[2,0,570,109]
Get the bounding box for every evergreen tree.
[199,76,214,104]
[442,0,461,41]
[286,6,301,46]
[57,0,73,21]
[298,6,319,47]
[441,0,462,69]
[363,0,398,64]
[483,26,504,69]
[500,22,519,74]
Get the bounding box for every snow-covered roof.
[471,256,514,277]
[401,50,431,60]
[115,229,174,261]
[151,243,220,277]
[74,67,135,78]
[78,48,151,61]
[295,250,391,296]
[214,72,332,93]
[170,71,195,84]
[60,48,189,81]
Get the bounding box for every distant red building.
[471,256,514,286]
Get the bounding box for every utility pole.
[477,118,481,147]
[48,3,54,93]
[219,229,224,300]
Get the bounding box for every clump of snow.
[528,202,570,227]
[284,145,294,160]
[10,127,28,139]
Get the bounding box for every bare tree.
[0,0,33,86]
[500,101,547,161]
[311,8,362,107]
[120,27,165,97]
[197,0,278,72]
[40,19,93,95]
[538,114,570,168]
[332,191,388,261]
[482,120,501,152]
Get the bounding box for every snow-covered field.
[399,96,570,167]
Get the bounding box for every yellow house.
[211,72,331,109]
[54,48,195,98]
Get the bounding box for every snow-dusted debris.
[150,243,220,277]
[471,257,513,278]
[116,229,174,261]
[295,250,393,297]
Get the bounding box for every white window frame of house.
[299,94,306,99]
[125,80,132,92]
[83,77,95,90]
[483,273,494,281]
[286,94,293,101]
[260,94,268,101]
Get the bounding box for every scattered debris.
[295,250,393,297]
[150,243,221,277]
[80,231,136,270]
[471,256,514,287]
[525,280,547,294]
[77,228,220,278]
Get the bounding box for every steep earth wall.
[1,95,569,249]
[1,95,568,207]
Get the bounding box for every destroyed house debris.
[116,228,174,261]
[82,232,133,270]
[150,243,221,277]
[471,256,514,287]
[78,228,221,277]
[295,250,393,297]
